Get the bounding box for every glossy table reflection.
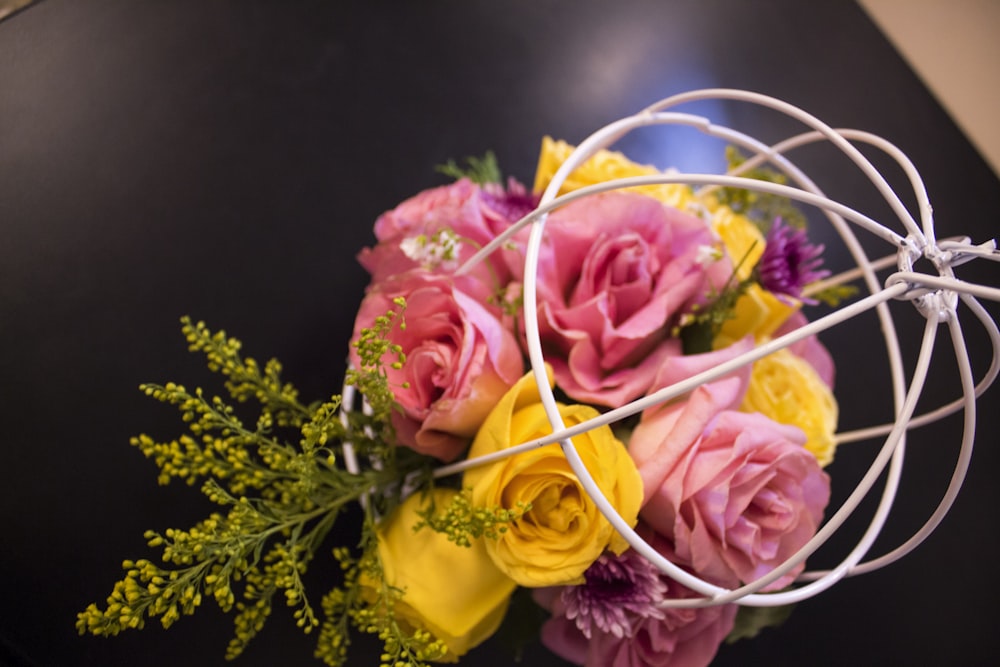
[1,2,997,666]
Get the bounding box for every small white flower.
[399,229,462,270]
[400,234,430,262]
[685,199,715,228]
[695,243,723,267]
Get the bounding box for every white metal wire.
[351,89,1000,608]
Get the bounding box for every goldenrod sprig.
[346,297,407,431]
[131,383,302,495]
[181,316,311,427]
[227,537,328,659]
[79,313,440,664]
[318,505,448,667]
[300,397,345,454]
[413,488,530,548]
[314,548,362,667]
[318,483,515,667]
[76,465,388,653]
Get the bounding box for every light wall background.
[859,0,1000,176]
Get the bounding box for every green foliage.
[678,245,757,354]
[725,602,796,644]
[678,282,749,354]
[314,484,535,666]
[413,488,530,548]
[435,150,503,185]
[809,283,859,307]
[346,298,407,430]
[181,316,310,428]
[317,512,449,667]
[490,282,524,320]
[78,313,449,666]
[716,146,808,231]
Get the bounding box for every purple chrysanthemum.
[756,217,830,303]
[560,550,668,639]
[481,177,540,224]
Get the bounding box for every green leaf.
[809,283,859,307]
[435,150,502,184]
[725,603,796,644]
[717,146,807,230]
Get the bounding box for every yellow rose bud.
[711,206,797,346]
[533,136,697,209]
[365,488,517,661]
[463,369,643,588]
[712,206,764,281]
[742,348,839,466]
[714,283,797,348]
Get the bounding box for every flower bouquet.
[77,89,999,667]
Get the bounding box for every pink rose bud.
[358,178,533,298]
[351,271,523,462]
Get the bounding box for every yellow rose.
[741,348,839,466]
[533,136,697,209]
[711,206,796,346]
[463,369,643,587]
[364,488,517,661]
[711,205,764,281]
[714,283,797,348]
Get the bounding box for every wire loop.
[344,88,1000,609]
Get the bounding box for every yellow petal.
[533,136,697,209]
[372,488,517,659]
[463,369,642,587]
[742,349,839,466]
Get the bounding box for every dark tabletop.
[2,1,998,666]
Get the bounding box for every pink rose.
[629,375,830,589]
[357,178,535,297]
[350,271,523,462]
[646,337,755,399]
[539,581,736,667]
[529,192,728,406]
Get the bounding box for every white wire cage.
[347,88,1000,611]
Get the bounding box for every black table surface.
[2,2,998,666]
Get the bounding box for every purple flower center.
[756,217,830,303]
[481,178,540,224]
[560,550,668,639]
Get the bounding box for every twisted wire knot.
[887,233,1000,322]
